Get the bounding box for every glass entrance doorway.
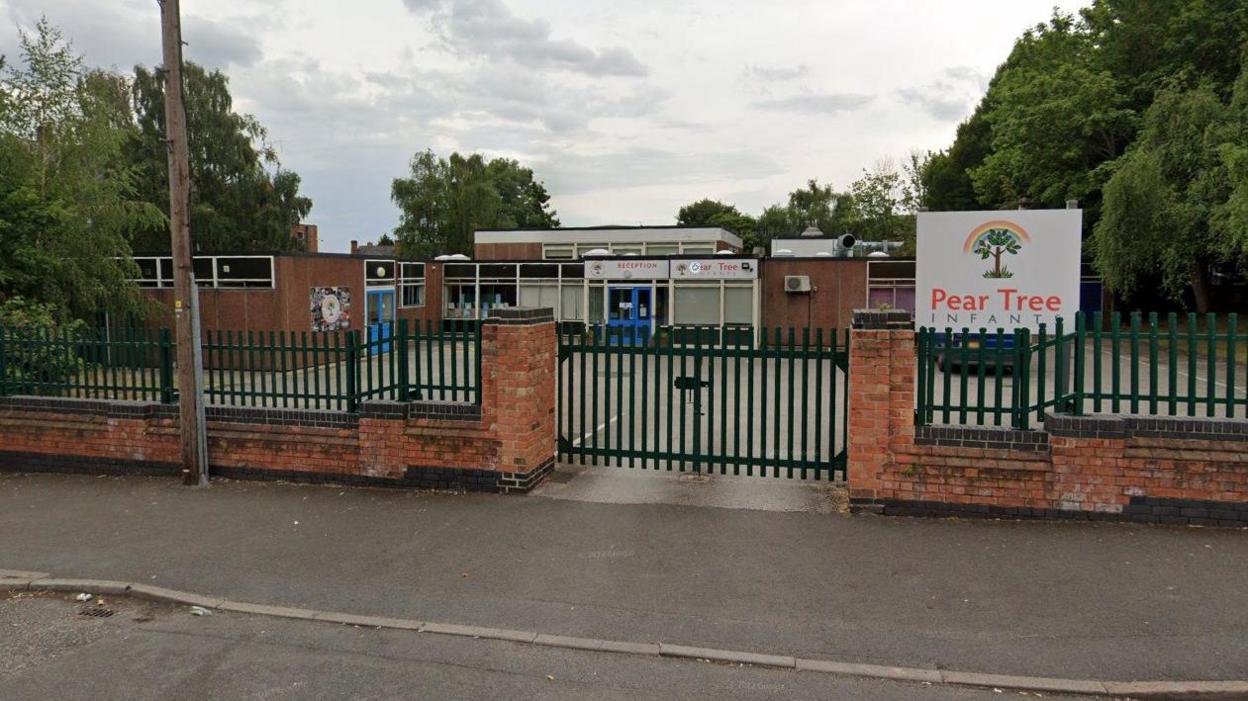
[366,288,395,353]
[607,286,652,345]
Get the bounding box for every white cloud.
[0,0,1093,251]
[753,92,874,115]
[404,0,647,77]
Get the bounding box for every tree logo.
[964,220,1030,279]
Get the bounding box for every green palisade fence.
[557,324,850,480]
[917,311,1248,429]
[0,326,171,402]
[0,320,480,411]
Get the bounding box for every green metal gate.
[557,325,849,480]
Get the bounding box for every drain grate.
[78,607,115,619]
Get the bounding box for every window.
[724,285,753,324]
[645,243,679,256]
[560,284,583,320]
[520,283,560,311]
[445,284,477,319]
[399,262,425,308]
[216,257,275,288]
[127,255,274,288]
[673,285,719,325]
[588,285,605,322]
[543,244,574,260]
[681,244,715,255]
[365,259,396,286]
[575,243,609,258]
[613,244,643,256]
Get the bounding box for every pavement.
[1,469,1246,688]
[0,593,1089,701]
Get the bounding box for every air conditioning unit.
[784,275,811,293]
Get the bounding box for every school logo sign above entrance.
[917,210,1081,331]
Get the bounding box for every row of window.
[541,242,720,259]
[133,256,275,289]
[443,280,755,325]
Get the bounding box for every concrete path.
[0,471,1246,685]
[1,593,1100,701]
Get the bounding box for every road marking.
[572,413,622,447]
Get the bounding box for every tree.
[970,14,1136,216]
[677,199,738,227]
[128,62,312,253]
[0,19,155,322]
[920,108,994,211]
[391,150,558,258]
[487,157,559,229]
[1092,83,1244,311]
[675,198,758,248]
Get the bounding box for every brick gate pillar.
[479,308,558,492]
[847,310,916,507]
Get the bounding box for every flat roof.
[474,226,744,248]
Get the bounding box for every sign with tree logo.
[916,210,1081,331]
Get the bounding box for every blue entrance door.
[367,288,395,353]
[607,287,651,345]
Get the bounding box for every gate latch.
[674,376,708,391]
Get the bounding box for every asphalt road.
[1,472,1245,683]
[0,593,1086,701]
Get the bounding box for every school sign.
[916,209,1082,331]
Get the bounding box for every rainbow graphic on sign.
[962,220,1030,253]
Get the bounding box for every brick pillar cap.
[852,309,913,329]
[482,307,555,324]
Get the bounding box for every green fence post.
[397,319,410,402]
[346,330,360,412]
[1073,312,1086,416]
[0,326,7,397]
[158,328,175,404]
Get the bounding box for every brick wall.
[0,309,557,493]
[848,310,1248,526]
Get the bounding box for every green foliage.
[0,296,86,391]
[0,19,150,322]
[920,2,1248,308]
[676,199,759,248]
[128,63,312,253]
[1093,80,1245,311]
[391,150,558,258]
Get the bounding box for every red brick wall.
[848,315,1248,523]
[474,242,543,260]
[761,259,867,330]
[0,313,558,490]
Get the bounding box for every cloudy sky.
[2,0,1087,253]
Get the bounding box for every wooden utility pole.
[159,0,208,486]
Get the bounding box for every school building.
[132,225,1101,344]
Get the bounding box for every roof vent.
[800,225,824,238]
[774,248,794,257]
[583,248,611,257]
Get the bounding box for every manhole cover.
[78,607,115,618]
